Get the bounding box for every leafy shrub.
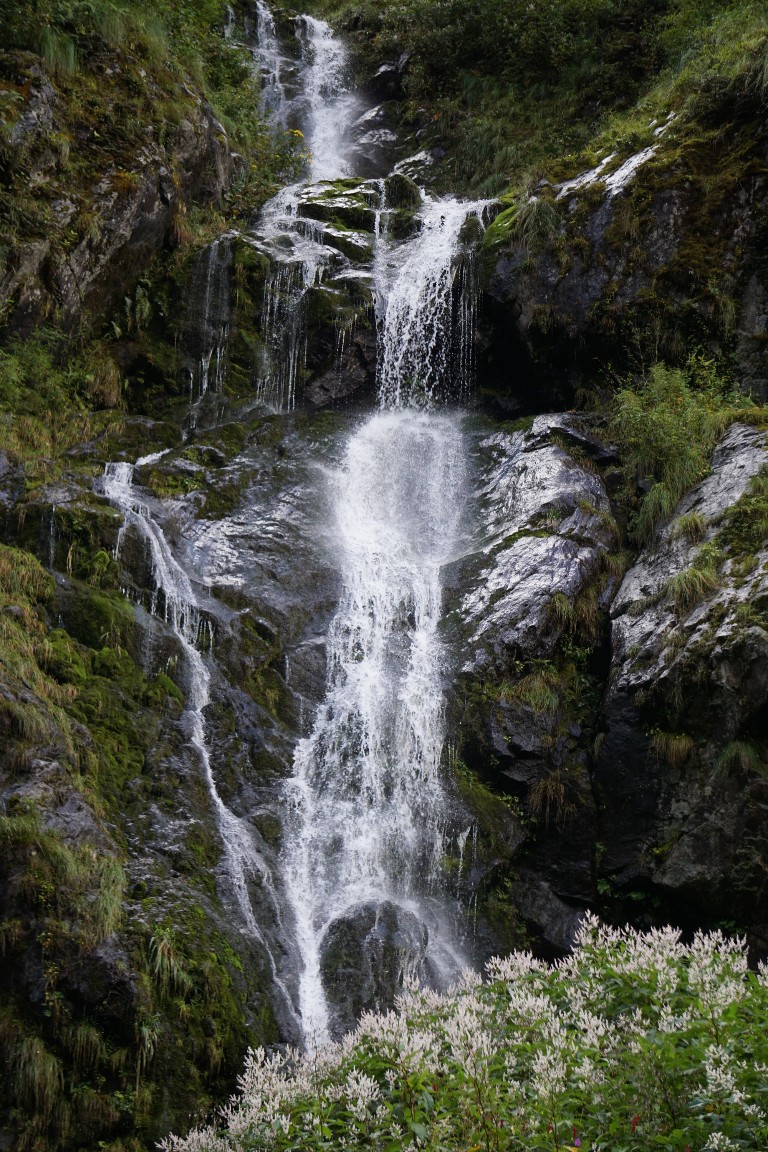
[162,915,768,1152]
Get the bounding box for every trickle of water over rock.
[99,456,300,1033]
[183,237,232,403]
[253,0,287,120]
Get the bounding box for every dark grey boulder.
[320,900,428,1036]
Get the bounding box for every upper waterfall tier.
[242,7,494,413]
[375,198,491,408]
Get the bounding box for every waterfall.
[246,4,492,1044]
[253,17,359,410]
[282,411,471,1041]
[110,1,492,1046]
[100,456,299,1033]
[279,203,486,1038]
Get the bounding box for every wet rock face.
[595,423,768,942]
[56,105,231,330]
[455,415,768,952]
[452,415,618,953]
[460,414,617,675]
[320,901,428,1037]
[479,110,768,410]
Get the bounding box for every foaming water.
[282,410,471,1041]
[376,198,490,408]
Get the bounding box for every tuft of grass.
[65,1023,107,1071]
[0,809,125,947]
[39,27,78,76]
[664,540,723,614]
[674,510,707,543]
[651,730,694,768]
[612,362,738,543]
[716,740,765,778]
[134,1015,161,1094]
[665,565,720,614]
[549,583,602,645]
[12,1036,64,1120]
[149,929,193,998]
[501,194,563,252]
[528,766,577,827]
[503,668,560,716]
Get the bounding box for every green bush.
[162,915,768,1152]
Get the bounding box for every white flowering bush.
[161,916,768,1152]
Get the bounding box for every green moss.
[718,465,768,561]
[143,672,184,709]
[199,472,250,519]
[454,761,520,854]
[60,584,137,652]
[46,629,89,686]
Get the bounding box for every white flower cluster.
[162,917,768,1152]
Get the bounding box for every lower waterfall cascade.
[282,410,473,1042]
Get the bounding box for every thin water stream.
[99,456,301,1035]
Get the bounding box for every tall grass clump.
[161,915,768,1152]
[610,361,763,543]
[651,729,694,767]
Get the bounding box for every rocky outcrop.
[320,901,428,1037]
[453,416,768,952]
[460,414,618,676]
[453,414,618,952]
[594,422,768,944]
[0,58,232,337]
[480,91,768,412]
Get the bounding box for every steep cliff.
[1,1,768,1149]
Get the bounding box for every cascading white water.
[282,411,471,1041]
[252,15,361,410]
[151,0,491,1044]
[267,28,490,1030]
[376,198,489,408]
[297,16,358,181]
[100,456,299,1031]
